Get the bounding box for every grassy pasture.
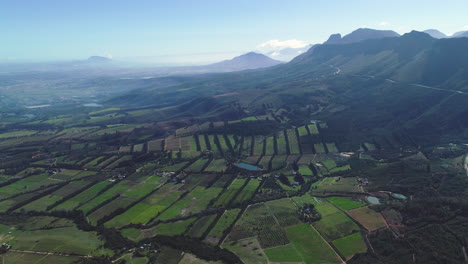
[226,203,289,248]
[213,178,246,207]
[286,129,300,154]
[285,224,341,264]
[147,139,164,152]
[271,155,287,170]
[157,186,222,220]
[231,179,260,206]
[264,243,303,263]
[313,177,361,194]
[105,183,183,227]
[0,130,37,139]
[332,232,367,260]
[0,216,109,256]
[265,198,301,227]
[205,159,228,172]
[185,158,210,172]
[308,124,319,135]
[258,155,271,170]
[142,218,196,238]
[299,165,314,175]
[313,211,360,241]
[241,116,257,121]
[298,126,309,137]
[276,131,288,155]
[326,142,339,152]
[0,172,57,199]
[54,181,113,211]
[205,209,241,244]
[326,196,365,211]
[187,214,218,238]
[222,237,268,264]
[265,136,275,155]
[0,252,79,264]
[314,143,327,153]
[252,136,265,156]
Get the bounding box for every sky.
[1,0,468,64]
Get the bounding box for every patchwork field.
[347,206,387,231]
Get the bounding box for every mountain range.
[110,29,468,146]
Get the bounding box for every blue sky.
[1,0,468,63]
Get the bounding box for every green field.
[313,177,361,194]
[332,232,367,260]
[213,179,246,207]
[157,186,222,221]
[313,211,360,241]
[326,196,365,210]
[265,136,275,155]
[0,172,57,199]
[265,198,301,227]
[231,179,260,206]
[0,216,110,256]
[0,252,79,264]
[285,224,341,264]
[54,181,113,211]
[185,158,209,172]
[253,136,265,155]
[222,237,268,264]
[314,143,326,153]
[206,209,241,244]
[286,129,300,154]
[299,165,314,175]
[205,159,228,172]
[326,142,339,152]
[308,124,319,135]
[264,244,303,262]
[241,116,257,121]
[276,132,288,155]
[187,214,218,238]
[226,203,289,248]
[0,130,38,139]
[298,126,309,137]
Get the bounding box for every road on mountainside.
[329,65,468,95]
[464,154,468,177]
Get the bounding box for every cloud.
[378,21,390,27]
[257,39,308,51]
[464,25,468,30]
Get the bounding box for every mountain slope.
[293,31,468,90]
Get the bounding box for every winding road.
[328,65,468,95]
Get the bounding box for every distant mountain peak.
[324,28,400,45]
[207,52,283,71]
[87,56,112,62]
[452,31,468,38]
[423,29,447,39]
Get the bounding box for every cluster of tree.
[142,235,242,263]
[208,120,280,136]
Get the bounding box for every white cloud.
[379,21,390,27]
[464,25,468,30]
[257,39,308,52]
[270,51,281,57]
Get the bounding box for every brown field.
[347,206,387,231]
